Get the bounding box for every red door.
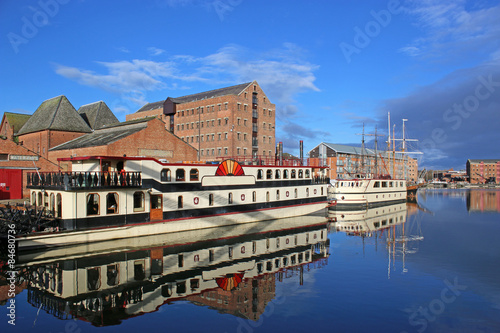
[0,169,23,200]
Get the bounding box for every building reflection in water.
[330,202,424,277]
[467,190,500,213]
[14,216,330,326]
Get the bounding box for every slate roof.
[78,101,119,130]
[135,81,254,113]
[467,159,500,164]
[322,143,375,156]
[136,100,165,113]
[49,117,153,151]
[17,96,92,135]
[3,112,31,133]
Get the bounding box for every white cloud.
[401,0,500,60]
[148,47,165,56]
[54,43,319,107]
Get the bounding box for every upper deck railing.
[27,171,142,190]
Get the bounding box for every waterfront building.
[126,81,276,162]
[308,142,418,181]
[466,159,500,184]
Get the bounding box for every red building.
[466,159,500,184]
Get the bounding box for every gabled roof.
[321,143,375,156]
[78,101,119,130]
[2,112,31,133]
[136,100,165,113]
[49,117,154,151]
[17,95,92,135]
[135,81,254,113]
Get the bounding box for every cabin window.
[321,187,324,195]
[50,193,55,214]
[106,193,119,214]
[400,182,404,187]
[190,169,199,181]
[32,192,36,205]
[133,191,145,211]
[275,170,281,179]
[44,192,49,208]
[38,192,43,207]
[161,169,171,182]
[190,279,199,290]
[252,191,256,202]
[295,188,298,198]
[266,169,273,179]
[86,193,100,216]
[305,170,310,178]
[374,181,380,188]
[306,188,310,197]
[257,169,263,179]
[266,191,270,202]
[209,250,214,262]
[389,181,393,187]
[283,169,289,179]
[56,194,62,218]
[276,190,280,200]
[178,196,183,209]
[298,170,303,178]
[209,193,214,206]
[382,181,388,188]
[228,192,233,204]
[107,264,119,286]
[176,169,185,181]
[87,267,101,291]
[291,170,296,179]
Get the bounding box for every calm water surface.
[1,189,500,332]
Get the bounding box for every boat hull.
[16,201,328,250]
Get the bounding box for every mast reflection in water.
[16,216,330,326]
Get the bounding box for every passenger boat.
[328,177,407,210]
[15,216,330,325]
[20,156,329,250]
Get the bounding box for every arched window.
[133,191,145,211]
[276,190,280,200]
[190,169,199,181]
[275,170,281,179]
[266,169,273,179]
[106,193,119,214]
[252,191,256,202]
[305,169,310,178]
[38,192,43,207]
[176,169,185,181]
[161,169,171,182]
[209,193,214,206]
[266,191,270,202]
[228,192,233,204]
[298,170,304,178]
[87,267,101,291]
[56,194,62,218]
[178,195,183,208]
[294,188,298,198]
[32,192,36,205]
[291,170,296,179]
[50,193,55,214]
[257,169,263,180]
[86,193,100,216]
[306,188,309,197]
[283,169,289,179]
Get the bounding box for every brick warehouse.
[308,142,418,182]
[466,159,500,184]
[126,81,276,162]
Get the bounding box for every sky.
[1,0,499,170]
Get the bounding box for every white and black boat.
[20,156,329,250]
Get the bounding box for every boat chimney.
[300,140,303,166]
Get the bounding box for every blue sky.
[1,0,499,170]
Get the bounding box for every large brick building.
[308,142,418,181]
[126,81,276,162]
[466,159,500,184]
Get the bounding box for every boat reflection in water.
[330,203,424,277]
[17,215,330,326]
